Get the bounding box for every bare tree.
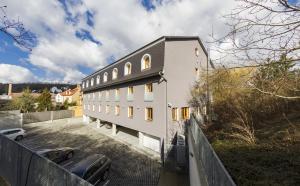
[213,0,300,64]
[0,5,35,50]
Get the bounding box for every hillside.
[0,83,77,94]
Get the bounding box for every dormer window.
[103,72,108,82]
[86,80,89,88]
[141,54,151,71]
[124,62,132,76]
[91,78,94,86]
[112,68,118,80]
[96,75,100,84]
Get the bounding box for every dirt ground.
[20,119,161,186]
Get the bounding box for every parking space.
[20,119,161,186]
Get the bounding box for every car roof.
[0,128,23,133]
[71,154,106,177]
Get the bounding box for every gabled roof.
[59,87,79,96]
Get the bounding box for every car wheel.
[102,169,109,181]
[15,135,23,141]
[67,152,73,159]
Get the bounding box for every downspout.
[159,70,167,164]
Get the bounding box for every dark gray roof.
[82,36,207,92]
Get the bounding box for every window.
[91,78,94,86]
[92,105,95,111]
[145,83,153,93]
[86,80,89,88]
[181,107,190,120]
[98,92,101,100]
[98,105,101,112]
[128,86,133,95]
[115,105,120,116]
[82,82,85,89]
[88,94,90,100]
[103,72,108,82]
[96,75,100,84]
[195,48,199,56]
[106,105,109,114]
[145,107,153,121]
[124,62,132,75]
[141,54,151,70]
[88,104,90,110]
[172,108,179,121]
[115,89,120,101]
[93,93,95,99]
[83,104,86,110]
[105,90,109,100]
[112,68,118,80]
[128,106,133,118]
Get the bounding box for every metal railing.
[115,95,120,102]
[144,92,154,102]
[188,114,236,186]
[127,94,134,101]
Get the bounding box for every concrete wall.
[164,40,208,144]
[0,134,92,186]
[0,110,21,130]
[23,110,74,124]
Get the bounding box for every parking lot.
[20,118,161,186]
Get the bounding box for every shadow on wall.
[0,176,10,186]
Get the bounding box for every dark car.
[70,154,111,185]
[37,147,74,163]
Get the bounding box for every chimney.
[8,83,12,96]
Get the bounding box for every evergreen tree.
[37,88,52,111]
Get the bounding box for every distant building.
[55,85,81,105]
[81,36,208,158]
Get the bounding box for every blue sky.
[0,0,299,83]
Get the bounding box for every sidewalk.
[158,156,189,186]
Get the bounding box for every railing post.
[20,113,23,127]
[51,111,53,122]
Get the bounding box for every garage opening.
[116,126,139,144]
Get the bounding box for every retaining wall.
[0,134,92,186]
[23,110,74,124]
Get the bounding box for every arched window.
[103,72,108,82]
[96,75,100,84]
[124,62,132,76]
[112,68,118,80]
[86,80,89,88]
[141,54,151,70]
[91,78,94,86]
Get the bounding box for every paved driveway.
[20,119,161,186]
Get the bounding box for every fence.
[0,134,92,186]
[188,114,236,186]
[23,110,74,124]
[0,110,21,129]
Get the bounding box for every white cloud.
[3,0,236,83]
[0,64,36,83]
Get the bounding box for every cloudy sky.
[3,0,294,83]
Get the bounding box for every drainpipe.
[159,70,167,164]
